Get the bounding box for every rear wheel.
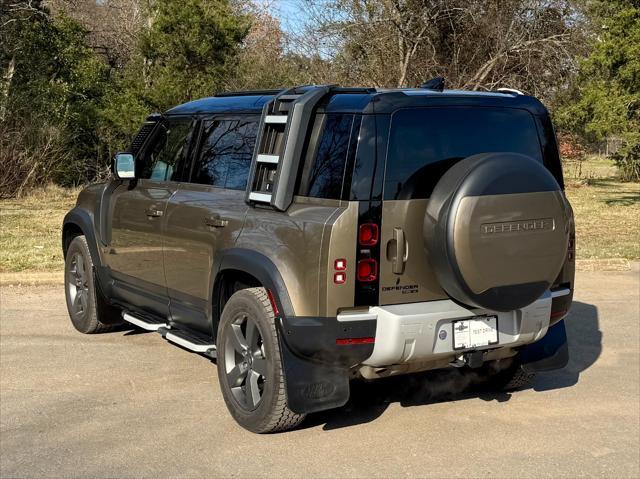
[64,235,121,334]
[216,287,305,433]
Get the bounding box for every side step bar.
[122,311,168,331]
[122,311,216,358]
[163,329,216,356]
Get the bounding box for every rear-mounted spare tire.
[423,152,570,312]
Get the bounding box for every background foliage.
[1,0,639,197]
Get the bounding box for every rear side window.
[299,114,354,199]
[138,118,195,181]
[192,117,258,190]
[384,107,543,200]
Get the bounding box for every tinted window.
[138,118,194,181]
[192,117,258,189]
[384,107,543,200]
[303,114,354,199]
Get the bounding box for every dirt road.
[1,266,639,478]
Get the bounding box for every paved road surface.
[1,266,639,478]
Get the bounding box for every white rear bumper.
[338,291,558,367]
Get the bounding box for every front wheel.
[64,235,121,334]
[216,287,305,433]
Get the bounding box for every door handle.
[204,216,228,228]
[392,227,408,274]
[145,208,163,218]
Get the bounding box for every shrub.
[558,133,587,162]
[611,142,640,182]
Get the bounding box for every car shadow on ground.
[304,301,602,431]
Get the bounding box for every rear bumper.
[277,288,571,413]
[344,290,571,368]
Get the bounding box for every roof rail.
[214,89,284,97]
[214,86,376,98]
[496,88,524,95]
[332,87,377,94]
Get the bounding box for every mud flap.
[275,322,350,414]
[520,319,569,372]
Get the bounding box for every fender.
[214,248,294,318]
[213,248,352,413]
[63,206,117,304]
[62,207,102,267]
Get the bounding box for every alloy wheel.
[223,314,268,410]
[67,252,89,319]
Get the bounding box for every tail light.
[354,202,382,307]
[550,309,568,321]
[357,259,377,282]
[336,337,375,345]
[359,223,379,246]
[333,258,347,284]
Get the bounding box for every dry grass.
[0,158,637,275]
[563,156,618,181]
[565,177,640,260]
[0,185,78,273]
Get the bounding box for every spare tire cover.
[423,152,569,312]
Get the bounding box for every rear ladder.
[246,85,334,211]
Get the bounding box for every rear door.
[106,117,195,316]
[379,106,546,306]
[163,115,258,334]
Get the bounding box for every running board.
[162,328,217,357]
[122,311,168,331]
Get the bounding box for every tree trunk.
[1,56,16,122]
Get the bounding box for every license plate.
[452,316,499,350]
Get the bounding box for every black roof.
[165,88,547,116]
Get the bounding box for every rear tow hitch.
[450,351,485,369]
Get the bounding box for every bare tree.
[44,0,147,68]
[295,0,588,101]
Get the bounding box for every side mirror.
[113,152,136,180]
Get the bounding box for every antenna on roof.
[420,77,445,92]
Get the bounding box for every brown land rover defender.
[63,84,575,433]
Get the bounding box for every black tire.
[216,287,305,433]
[479,358,536,392]
[64,235,122,334]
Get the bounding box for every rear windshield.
[384,107,543,200]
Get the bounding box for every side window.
[138,118,195,181]
[192,117,258,189]
[301,114,354,199]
